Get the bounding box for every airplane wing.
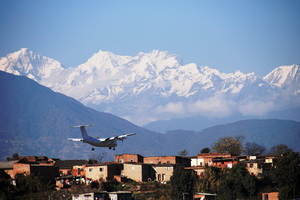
[102,133,136,141]
[67,138,83,142]
[96,133,137,142]
[116,133,136,140]
[70,125,92,128]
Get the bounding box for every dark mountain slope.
[164,119,300,155]
[1,71,299,160]
[0,71,165,160]
[144,109,300,133]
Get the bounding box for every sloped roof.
[54,160,87,169]
[0,160,18,169]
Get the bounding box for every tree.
[178,149,189,157]
[170,166,197,200]
[200,147,211,153]
[244,142,266,156]
[269,144,292,155]
[6,153,19,161]
[89,152,107,164]
[217,163,259,199]
[271,149,300,199]
[211,136,244,156]
[0,169,14,200]
[197,166,222,194]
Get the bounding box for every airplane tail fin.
[70,125,92,139]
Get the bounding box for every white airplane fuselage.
[68,125,136,150]
[83,136,117,148]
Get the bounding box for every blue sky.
[0,0,299,76]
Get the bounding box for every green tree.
[269,144,292,155]
[6,153,19,161]
[211,136,244,156]
[272,149,300,199]
[0,169,15,200]
[14,173,54,198]
[244,142,266,156]
[170,166,197,200]
[200,147,211,153]
[197,166,222,194]
[178,149,189,157]
[217,163,259,199]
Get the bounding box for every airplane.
[67,125,136,151]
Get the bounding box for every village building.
[152,164,175,182]
[186,165,206,178]
[115,154,143,163]
[72,191,133,200]
[242,154,277,177]
[262,192,279,200]
[121,163,155,182]
[0,157,59,182]
[191,153,231,167]
[18,156,56,165]
[193,193,217,200]
[211,156,240,168]
[0,160,18,178]
[85,163,123,181]
[54,159,87,176]
[108,191,133,200]
[144,155,191,167]
[72,164,86,176]
[243,159,264,177]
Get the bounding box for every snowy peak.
[133,50,182,73]
[264,64,299,88]
[0,48,64,81]
[1,48,299,125]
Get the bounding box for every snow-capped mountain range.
[1,48,299,125]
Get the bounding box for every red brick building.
[115,154,143,163]
[144,156,190,167]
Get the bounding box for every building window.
[162,174,165,181]
[264,194,269,200]
[84,195,92,200]
[167,161,170,164]
[250,164,254,168]
[89,168,93,172]
[130,159,134,162]
[99,168,103,172]
[119,159,124,163]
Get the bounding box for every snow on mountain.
[264,64,300,90]
[0,48,65,81]
[1,48,299,125]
